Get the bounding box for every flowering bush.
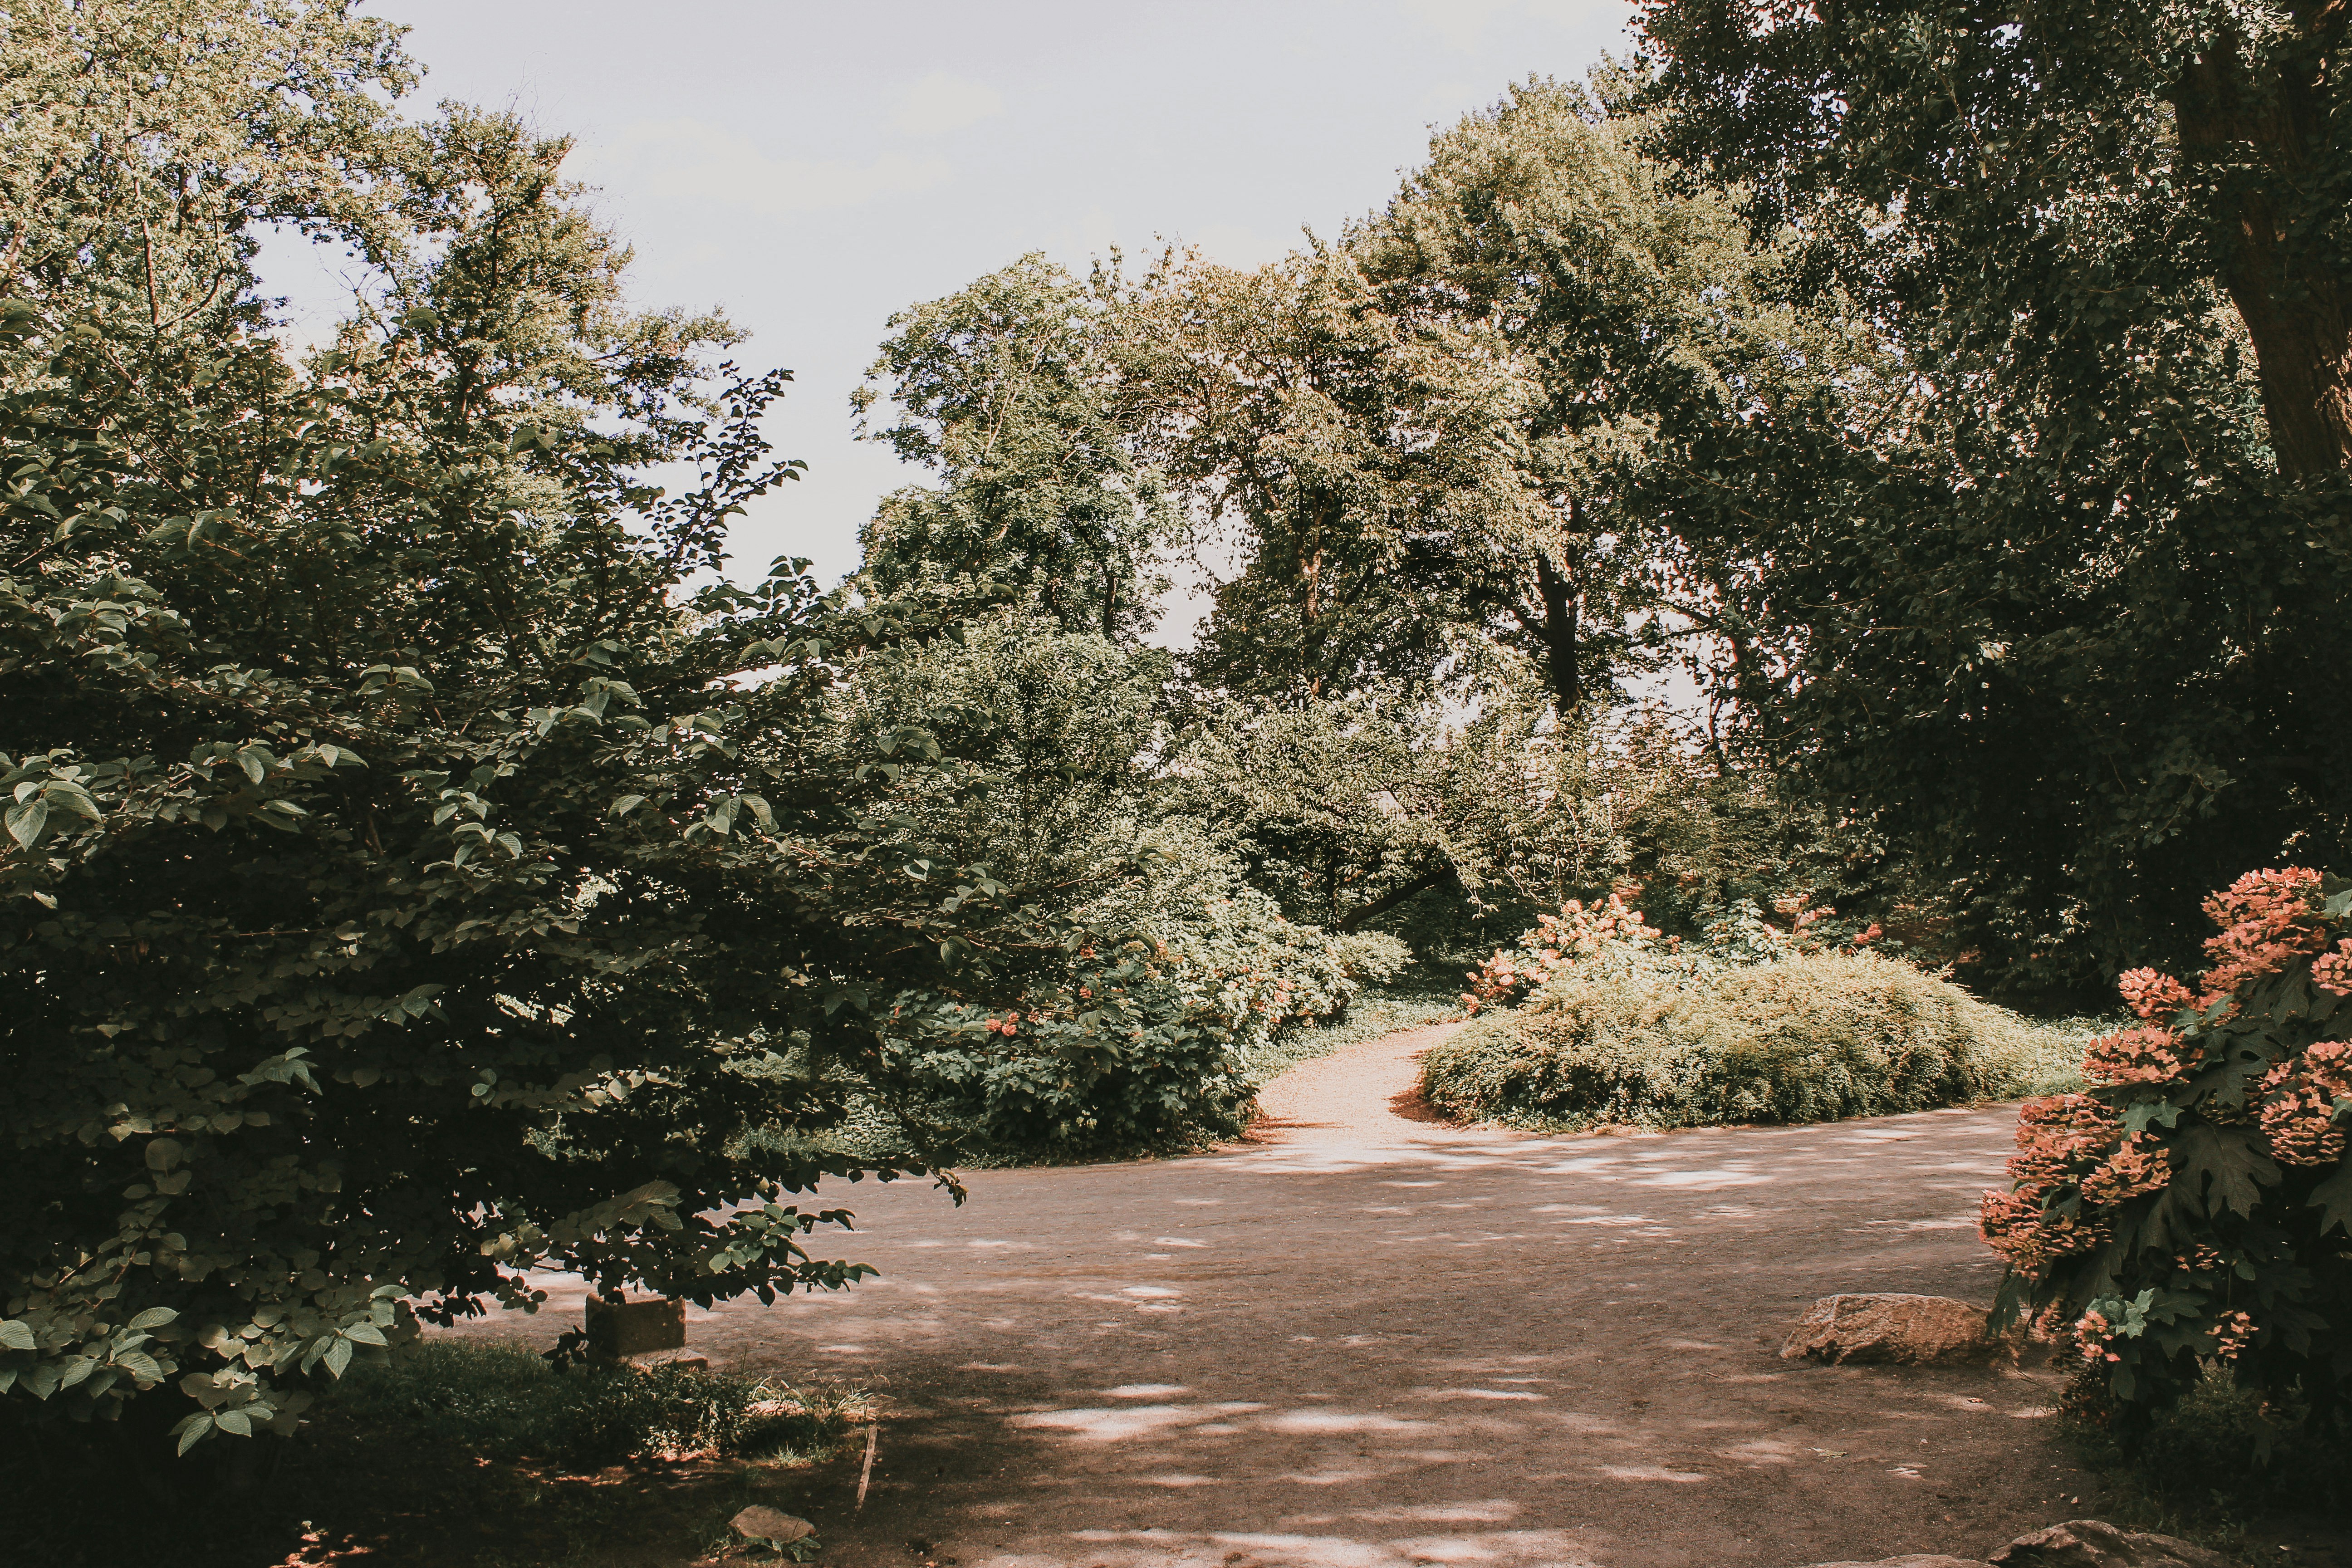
[1458,892,1667,1012]
[1983,868,2352,1432]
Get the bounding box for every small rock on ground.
[1988,1519,2227,1568]
[1782,1293,1995,1365]
[729,1506,813,1544]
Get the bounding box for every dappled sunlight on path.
[453,1029,2093,1568]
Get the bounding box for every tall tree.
[1118,247,1526,702]
[1638,0,2352,988]
[853,254,1171,639]
[1353,77,1823,712]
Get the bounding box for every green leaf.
[127,1307,177,1331]
[214,1408,253,1437]
[323,1336,352,1377]
[0,1320,34,1351]
[172,1413,214,1455]
[5,798,48,848]
[113,1351,162,1383]
[2171,1122,2279,1218]
[2311,1163,2352,1237]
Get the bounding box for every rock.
[1780,1293,1997,1365]
[729,1506,814,1545]
[1791,1558,1988,1567]
[1989,1519,2227,1568]
[583,1295,687,1358]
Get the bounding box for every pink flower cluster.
[2080,1133,2172,1205]
[1980,1184,2111,1279]
[2312,940,2352,997]
[1460,892,1656,1013]
[2258,1039,2352,1166]
[2081,1025,2199,1086]
[2116,967,2196,1020]
[2197,867,2328,1000]
[2208,1309,2256,1362]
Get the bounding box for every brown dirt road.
[465,1024,2144,1568]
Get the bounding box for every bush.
[1983,868,2352,1438]
[870,822,1370,1157]
[328,1339,860,1470]
[1422,947,2041,1131]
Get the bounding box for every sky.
[275,0,1640,629]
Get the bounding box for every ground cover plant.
[0,1338,865,1567]
[1982,868,2352,1441]
[1423,894,2073,1131]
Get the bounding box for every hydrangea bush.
[1984,869,2352,1430]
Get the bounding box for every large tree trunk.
[2172,10,2352,475]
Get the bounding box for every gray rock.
[730,1506,814,1544]
[1781,1293,1997,1365]
[1989,1519,2226,1568]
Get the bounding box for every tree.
[853,254,1171,640]
[1637,0,2352,989]
[1353,77,1826,712]
[1118,248,1526,703]
[1639,0,2352,476]
[0,12,1063,1453]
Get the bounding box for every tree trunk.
[2172,13,2352,475]
[1530,547,1583,710]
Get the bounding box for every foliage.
[2065,1364,2350,1546]
[1118,245,1524,702]
[1353,74,1856,711]
[871,820,1370,1157]
[1982,868,2352,1436]
[326,1338,860,1469]
[1423,946,2043,1132]
[853,254,1172,639]
[1637,1,2352,991]
[0,9,1117,1451]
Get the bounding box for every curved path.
[477,1025,2111,1568]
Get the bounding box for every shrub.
[1332,930,1414,986]
[870,823,1369,1156]
[1983,868,2352,1436]
[1423,947,2039,1131]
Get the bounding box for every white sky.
[279,0,1638,609]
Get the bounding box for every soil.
[440,1021,2349,1568]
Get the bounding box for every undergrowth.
[2063,1369,2351,1561]
[329,1338,865,1469]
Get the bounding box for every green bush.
[1422,949,2043,1131]
[875,822,1370,1157]
[328,1340,859,1469]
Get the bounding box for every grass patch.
[1421,951,2084,1132]
[0,1337,868,1568]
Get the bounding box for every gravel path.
[470,1023,2120,1568]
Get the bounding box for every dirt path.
[456,1023,2191,1568]
[1245,1020,1470,1145]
